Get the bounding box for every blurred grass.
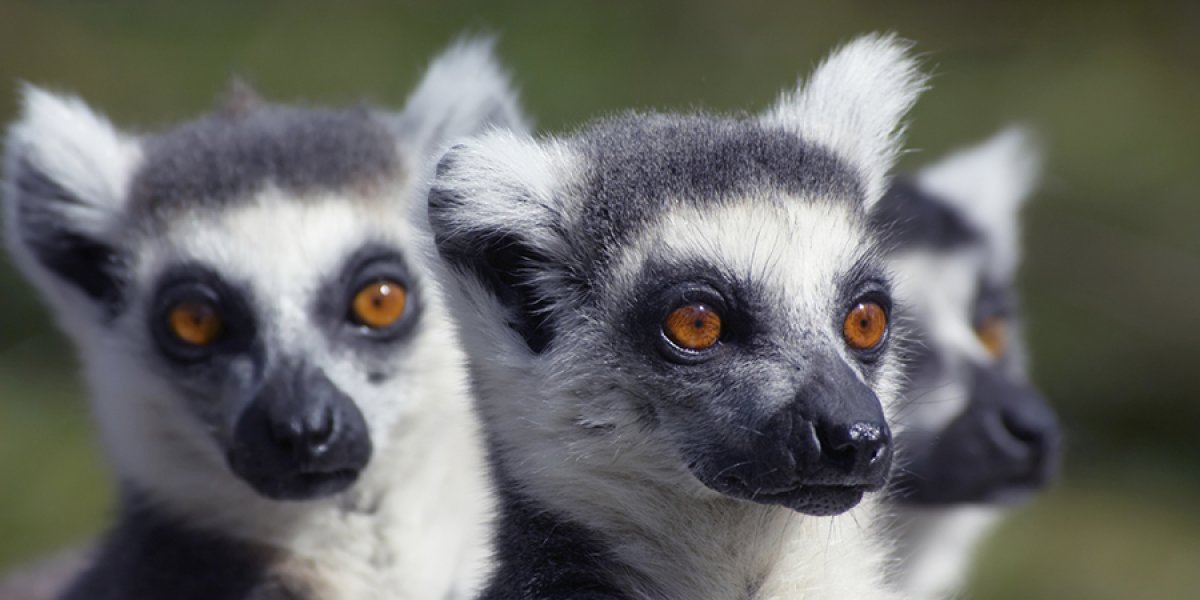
[0,0,1197,597]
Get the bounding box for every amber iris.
[663,303,722,351]
[167,301,224,346]
[352,280,408,329]
[843,302,887,350]
[976,316,1007,358]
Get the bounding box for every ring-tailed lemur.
[3,39,527,600]
[420,34,926,599]
[872,128,1061,599]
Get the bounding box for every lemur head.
[874,128,1061,505]
[426,35,925,517]
[4,39,527,503]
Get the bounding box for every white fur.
[888,249,990,432]
[882,128,1044,600]
[2,87,143,323]
[899,507,1003,600]
[394,36,531,176]
[764,34,928,207]
[916,126,1040,280]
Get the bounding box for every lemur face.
[4,41,528,502]
[130,183,430,501]
[426,35,925,517]
[874,129,1061,505]
[5,97,426,500]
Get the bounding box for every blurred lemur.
[3,39,526,600]
[423,34,926,599]
[873,129,1061,599]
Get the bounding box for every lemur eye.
[843,302,887,351]
[351,279,408,329]
[167,301,224,346]
[976,316,1007,358]
[663,303,722,351]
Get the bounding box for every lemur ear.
[394,37,531,171]
[917,126,1041,275]
[3,86,141,314]
[426,131,571,353]
[762,33,927,208]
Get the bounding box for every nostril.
[272,407,338,460]
[1001,411,1047,446]
[308,406,336,448]
[818,421,891,473]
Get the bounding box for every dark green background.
[1,1,1197,597]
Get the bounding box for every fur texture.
[3,38,526,600]
[421,34,927,599]
[873,127,1060,599]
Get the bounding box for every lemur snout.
[894,364,1060,505]
[228,362,373,501]
[980,371,1061,488]
[691,359,892,516]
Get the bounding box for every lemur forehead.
[570,113,864,251]
[871,176,982,254]
[127,103,402,219]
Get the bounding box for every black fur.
[870,176,981,252]
[129,104,399,217]
[59,490,310,600]
[480,469,625,600]
[10,157,126,315]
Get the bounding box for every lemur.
[420,34,926,599]
[2,39,526,600]
[871,128,1061,599]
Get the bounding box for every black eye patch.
[148,264,257,364]
[311,244,423,347]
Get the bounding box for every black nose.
[893,366,1061,506]
[271,390,337,462]
[686,357,893,517]
[228,362,373,501]
[817,419,892,480]
[990,383,1061,483]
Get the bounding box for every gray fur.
[129,103,401,218]
[575,113,863,256]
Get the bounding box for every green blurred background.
[0,1,1197,597]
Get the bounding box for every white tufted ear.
[3,85,142,312]
[394,36,531,171]
[763,33,927,207]
[917,126,1041,276]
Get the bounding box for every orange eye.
[167,301,224,346]
[351,280,408,329]
[663,303,722,351]
[976,317,1007,358]
[843,302,887,351]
